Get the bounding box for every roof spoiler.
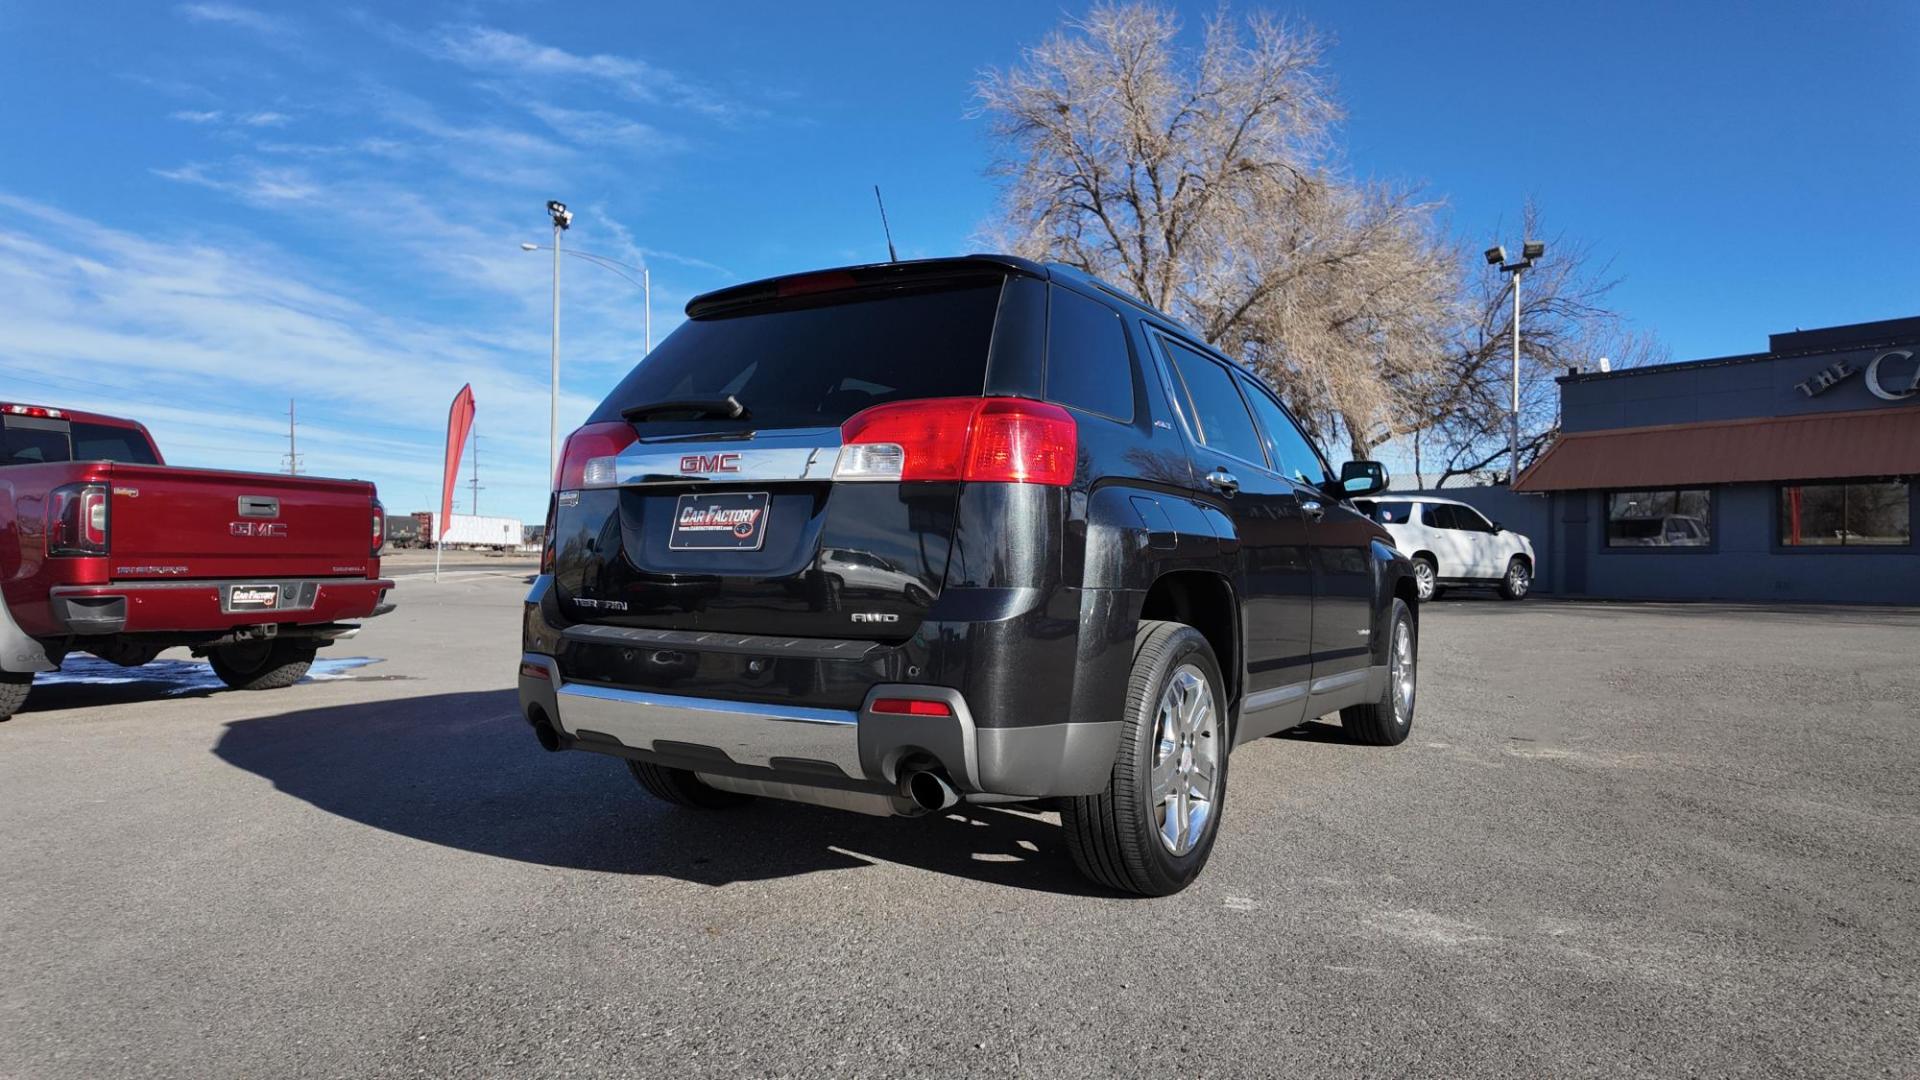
[685,254,1047,319]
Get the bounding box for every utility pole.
[282,399,303,475]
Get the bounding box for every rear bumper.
[518,651,1119,800]
[47,578,395,636]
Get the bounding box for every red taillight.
[519,661,551,681]
[870,697,953,717]
[777,271,858,298]
[835,397,1077,486]
[555,422,638,491]
[371,500,385,555]
[48,483,108,556]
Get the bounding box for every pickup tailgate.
[103,464,376,580]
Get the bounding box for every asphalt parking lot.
[2,570,1916,1079]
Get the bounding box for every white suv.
[1355,496,1536,601]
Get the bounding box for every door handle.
[1204,468,1239,497]
[1298,498,1324,520]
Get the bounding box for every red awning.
[1515,405,1920,492]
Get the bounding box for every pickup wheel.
[208,639,319,691]
[1340,598,1416,746]
[0,671,31,722]
[1061,620,1227,897]
[625,760,753,809]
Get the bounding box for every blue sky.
[1,1,1914,521]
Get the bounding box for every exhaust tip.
[528,707,563,753]
[904,770,960,812]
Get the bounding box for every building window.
[1606,489,1713,548]
[1779,479,1912,547]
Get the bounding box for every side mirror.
[1492,521,1506,533]
[1337,460,1388,498]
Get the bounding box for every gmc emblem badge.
[230,522,289,538]
[679,452,740,474]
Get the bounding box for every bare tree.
[1413,204,1665,487]
[976,3,1459,458]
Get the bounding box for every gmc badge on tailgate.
[230,522,289,538]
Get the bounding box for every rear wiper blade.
[621,396,750,423]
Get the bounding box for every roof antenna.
[873,185,898,262]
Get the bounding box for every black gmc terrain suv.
[520,255,1419,895]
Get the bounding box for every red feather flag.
[440,384,475,539]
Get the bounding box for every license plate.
[669,492,771,551]
[228,585,281,610]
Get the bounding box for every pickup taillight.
[48,483,109,557]
[371,499,386,556]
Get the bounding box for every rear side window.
[72,423,159,465]
[589,279,1002,432]
[1366,501,1418,525]
[1044,287,1133,421]
[1160,339,1267,467]
[1237,375,1329,486]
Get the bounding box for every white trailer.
[420,513,524,550]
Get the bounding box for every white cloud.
[431,26,749,120]
[240,111,290,127]
[0,194,596,519]
[169,109,224,123]
[175,3,288,36]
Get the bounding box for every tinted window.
[1453,504,1496,533]
[1045,287,1133,421]
[1160,340,1266,466]
[72,423,159,465]
[589,280,1002,432]
[0,417,70,466]
[1607,489,1713,547]
[1364,500,1418,525]
[1237,375,1328,485]
[1424,504,1460,530]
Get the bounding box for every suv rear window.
[589,280,1003,432]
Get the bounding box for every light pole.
[521,244,653,355]
[543,200,572,484]
[1484,238,1545,487]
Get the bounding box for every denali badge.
[230,522,289,538]
[850,612,899,623]
[679,452,741,474]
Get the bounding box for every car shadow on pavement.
[213,691,1111,897]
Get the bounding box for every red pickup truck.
[0,402,395,721]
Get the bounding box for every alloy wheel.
[1390,617,1416,726]
[1150,664,1220,856]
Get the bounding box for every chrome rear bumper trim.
[553,681,863,777]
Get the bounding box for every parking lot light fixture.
[1491,236,1546,487]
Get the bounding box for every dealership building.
[1467,315,1918,604]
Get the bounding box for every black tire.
[1412,555,1438,602]
[625,760,754,809]
[1341,598,1416,746]
[207,639,318,691]
[1061,620,1229,897]
[0,671,31,722]
[1498,556,1532,601]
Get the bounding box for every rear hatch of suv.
[547,259,1058,648]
